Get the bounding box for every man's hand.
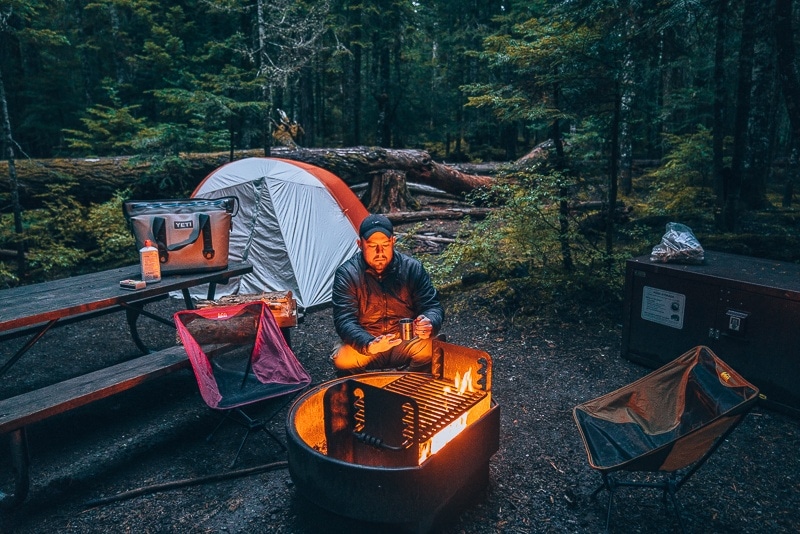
[413,315,434,339]
[368,333,402,354]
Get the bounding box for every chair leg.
[230,426,254,468]
[205,392,303,468]
[206,410,234,443]
[664,477,686,534]
[593,472,689,534]
[228,408,289,468]
[598,474,615,533]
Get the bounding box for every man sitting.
[331,214,444,375]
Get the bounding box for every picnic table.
[0,261,252,508]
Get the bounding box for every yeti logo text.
[174,220,194,229]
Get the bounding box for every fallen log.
[269,146,494,195]
[396,233,456,244]
[0,153,235,208]
[569,200,629,211]
[350,181,462,201]
[384,207,491,224]
[449,162,506,176]
[0,147,494,209]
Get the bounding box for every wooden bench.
[0,262,256,508]
[0,344,198,509]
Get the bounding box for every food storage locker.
[621,251,800,415]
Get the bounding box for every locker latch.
[725,309,749,334]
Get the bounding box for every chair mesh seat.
[573,345,759,531]
[175,301,311,466]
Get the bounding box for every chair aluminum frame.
[175,301,311,467]
[573,345,759,532]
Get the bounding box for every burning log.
[321,340,493,467]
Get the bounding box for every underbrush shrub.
[423,167,643,319]
[0,189,135,286]
[633,128,718,224]
[86,192,137,267]
[17,181,90,280]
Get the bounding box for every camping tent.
[189,157,369,309]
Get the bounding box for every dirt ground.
[1,282,799,533]
[2,198,800,534]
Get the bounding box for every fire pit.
[286,340,500,533]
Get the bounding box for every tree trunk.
[713,0,728,228]
[726,0,758,231]
[0,147,494,209]
[550,79,573,272]
[619,16,634,197]
[362,169,420,213]
[775,0,800,209]
[0,66,26,276]
[606,80,621,258]
[348,2,363,146]
[376,44,391,147]
[784,145,797,208]
[775,0,800,136]
[741,1,775,210]
[257,0,272,157]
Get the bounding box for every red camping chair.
[573,346,759,532]
[175,301,311,467]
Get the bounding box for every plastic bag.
[650,222,705,264]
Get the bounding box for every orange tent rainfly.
[190,157,370,309]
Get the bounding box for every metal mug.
[399,318,414,341]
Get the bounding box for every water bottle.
[140,240,161,283]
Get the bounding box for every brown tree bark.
[0,147,494,209]
[0,154,230,207]
[269,146,494,194]
[0,66,25,275]
[776,0,800,208]
[361,169,420,213]
[278,146,493,212]
[725,0,758,231]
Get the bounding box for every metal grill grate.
[382,374,487,442]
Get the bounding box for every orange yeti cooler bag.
[123,197,237,275]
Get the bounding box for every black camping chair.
[175,301,311,467]
[573,345,759,532]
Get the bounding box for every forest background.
[1,0,799,310]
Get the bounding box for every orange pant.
[331,337,432,375]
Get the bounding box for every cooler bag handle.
[152,216,169,263]
[199,214,215,260]
[149,214,215,263]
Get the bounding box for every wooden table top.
[0,261,252,332]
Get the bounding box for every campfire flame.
[418,412,469,464]
[454,368,475,395]
[418,367,479,463]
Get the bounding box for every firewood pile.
[195,291,298,328]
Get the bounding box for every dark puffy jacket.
[332,251,444,354]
